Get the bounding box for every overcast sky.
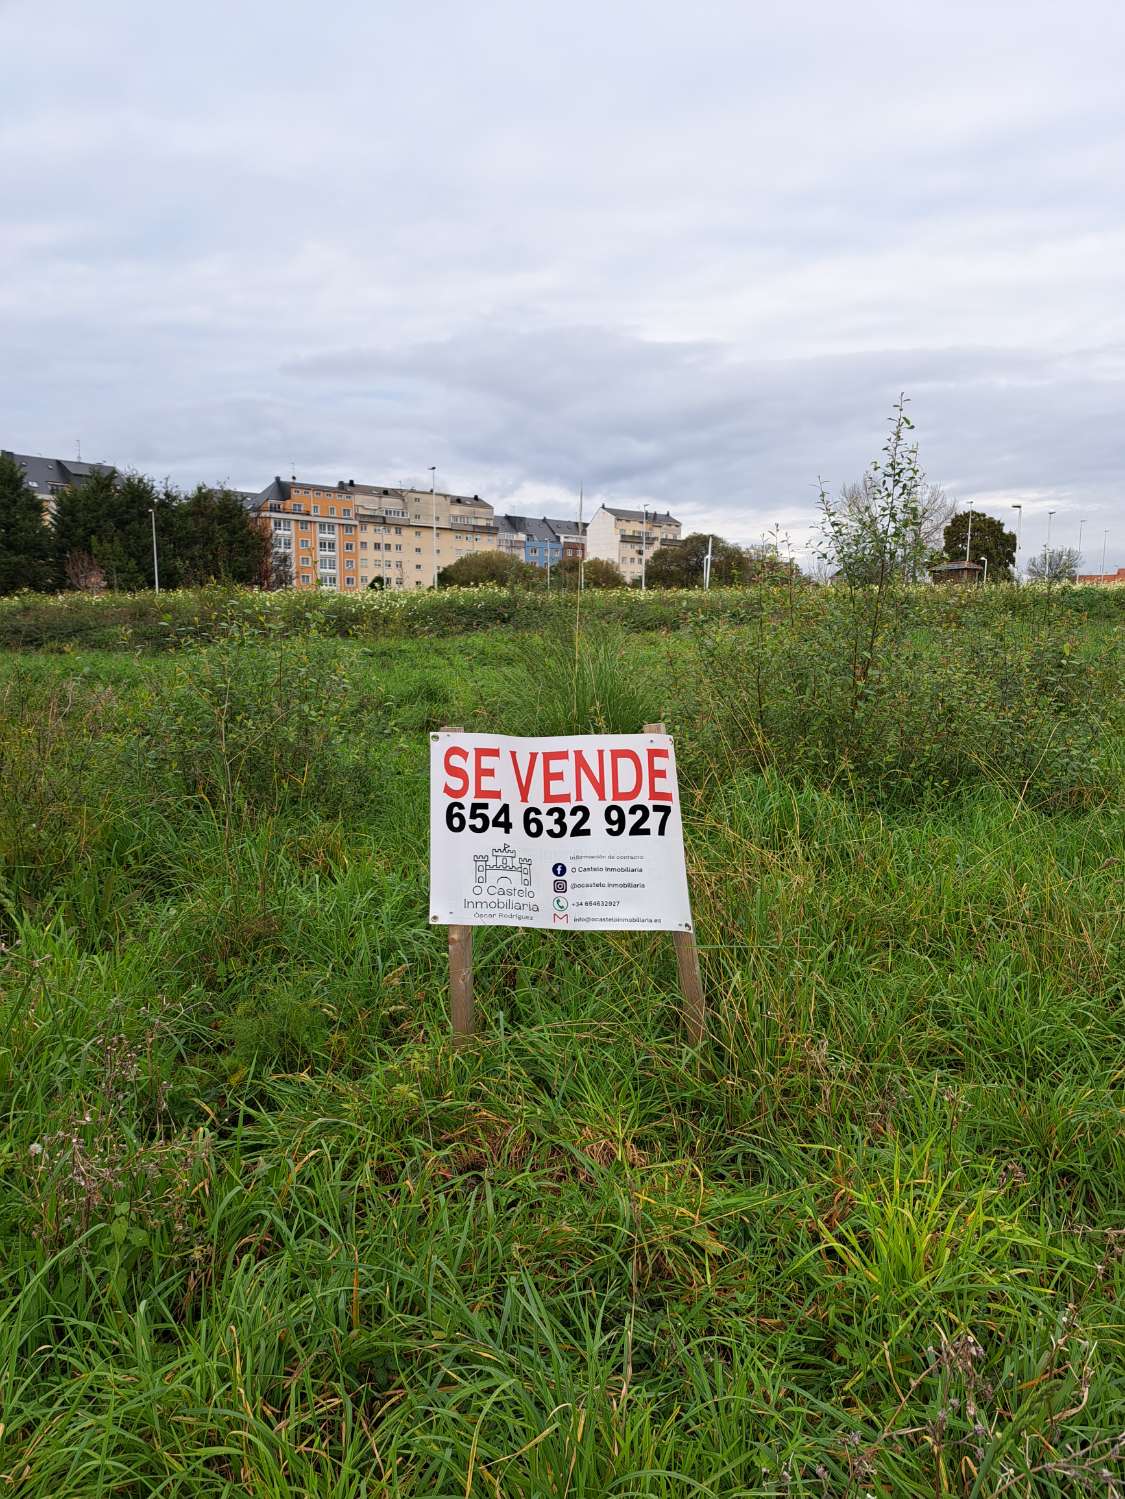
[2,0,1123,569]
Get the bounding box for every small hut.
[929,559,984,586]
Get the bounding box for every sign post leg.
[440,726,476,1043]
[644,722,706,1044]
[449,924,475,1041]
[673,929,706,1045]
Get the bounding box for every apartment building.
[352,485,496,588]
[584,506,680,583]
[3,450,116,519]
[249,476,498,589]
[249,477,363,589]
[494,515,587,567]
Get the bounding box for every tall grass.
[0,603,1122,1494]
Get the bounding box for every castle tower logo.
[473,844,533,893]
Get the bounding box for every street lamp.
[640,506,650,591]
[429,466,437,587]
[149,507,160,593]
[1046,509,1055,551]
[1077,518,1086,562]
[979,555,988,586]
[963,504,974,564]
[1011,503,1022,579]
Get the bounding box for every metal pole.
[1101,529,1108,578]
[964,505,973,563]
[1077,518,1085,562]
[641,506,648,591]
[1046,509,1055,551]
[429,466,437,587]
[149,508,160,593]
[704,534,713,589]
[1011,504,1022,580]
[980,556,988,586]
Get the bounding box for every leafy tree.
[0,452,56,593]
[646,533,748,588]
[942,511,1015,581]
[1026,546,1081,583]
[163,486,270,587]
[437,550,542,587]
[555,556,625,589]
[819,398,929,585]
[51,469,169,590]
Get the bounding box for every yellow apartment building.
[249,477,496,589]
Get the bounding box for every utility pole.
[641,506,649,591]
[429,466,437,588]
[149,508,160,593]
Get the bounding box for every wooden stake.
[645,723,706,1044]
[441,727,475,1042]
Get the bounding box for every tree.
[268,548,293,591]
[0,452,57,593]
[51,469,167,590]
[555,556,625,589]
[645,533,748,588]
[163,485,270,587]
[1026,546,1080,583]
[63,550,106,591]
[839,476,954,563]
[941,511,1015,582]
[819,398,930,585]
[437,550,542,587]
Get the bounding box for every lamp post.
[1011,503,1022,580]
[149,508,160,593]
[703,534,713,590]
[979,555,988,586]
[1077,518,1086,565]
[640,506,650,591]
[964,505,973,563]
[1046,509,1055,552]
[429,466,437,587]
[1101,529,1109,579]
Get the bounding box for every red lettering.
[542,750,570,803]
[474,746,502,800]
[610,749,643,801]
[443,745,469,798]
[574,748,606,801]
[647,747,673,802]
[509,749,539,802]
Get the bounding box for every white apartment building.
[584,506,681,584]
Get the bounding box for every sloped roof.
[602,506,679,525]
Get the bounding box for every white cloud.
[1,0,1123,568]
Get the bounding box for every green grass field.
[1,586,1122,1495]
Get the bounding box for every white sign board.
[429,731,693,932]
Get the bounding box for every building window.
[345,577,355,586]
[300,539,311,549]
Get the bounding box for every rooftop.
[603,506,679,525]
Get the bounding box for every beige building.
[250,476,496,589]
[584,505,681,584]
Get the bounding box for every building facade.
[248,477,498,589]
[493,515,587,568]
[584,506,680,584]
